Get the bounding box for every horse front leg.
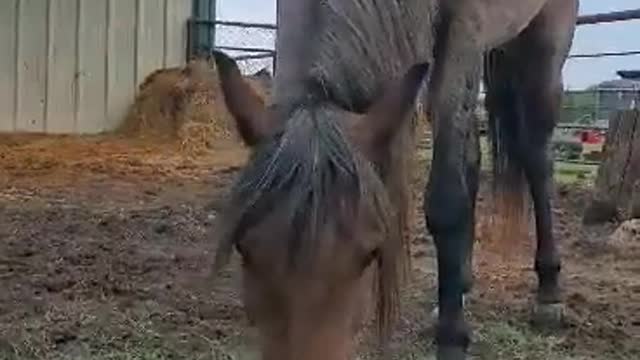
[424,28,482,360]
[516,0,577,326]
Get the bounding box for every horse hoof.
[437,346,467,360]
[531,302,565,329]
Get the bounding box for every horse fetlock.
[431,295,467,321]
[535,262,562,282]
[435,317,471,350]
[534,256,562,274]
[534,258,562,303]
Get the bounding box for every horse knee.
[424,179,472,237]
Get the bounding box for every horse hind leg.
[485,50,565,327]
[485,6,576,327]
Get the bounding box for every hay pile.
[119,59,269,155]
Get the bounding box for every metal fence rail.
[193,5,640,165]
[577,9,640,25]
[195,7,640,73]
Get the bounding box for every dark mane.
[308,0,438,110]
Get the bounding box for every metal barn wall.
[0,0,192,134]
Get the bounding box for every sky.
[216,0,640,90]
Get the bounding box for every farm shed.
[590,70,640,123]
[0,0,194,134]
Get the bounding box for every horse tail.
[483,49,528,249]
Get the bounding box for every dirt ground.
[0,134,638,360]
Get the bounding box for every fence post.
[274,0,279,75]
[192,0,217,56]
[210,0,217,49]
[272,55,277,75]
[186,19,194,60]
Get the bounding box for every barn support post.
[191,0,216,58]
[273,0,279,75]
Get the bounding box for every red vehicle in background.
[579,129,604,144]
[578,128,606,160]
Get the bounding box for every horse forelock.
[223,104,397,265]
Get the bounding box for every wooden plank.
[16,0,48,132]
[0,0,18,132]
[136,0,167,87]
[106,0,136,131]
[46,0,79,133]
[630,181,640,219]
[77,0,108,133]
[164,0,191,67]
[627,116,640,208]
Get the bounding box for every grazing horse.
[212,0,578,359]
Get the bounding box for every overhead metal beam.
[577,9,640,25]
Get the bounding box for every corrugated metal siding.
[0,0,18,132]
[0,0,193,134]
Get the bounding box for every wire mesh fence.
[188,18,276,76]
[563,88,640,124]
[214,20,276,75]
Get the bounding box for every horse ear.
[349,62,429,160]
[212,50,274,146]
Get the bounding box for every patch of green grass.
[390,343,436,360]
[0,332,254,360]
[0,300,259,360]
[390,321,575,360]
[472,321,569,360]
[554,161,598,185]
[0,306,598,360]
[555,162,597,174]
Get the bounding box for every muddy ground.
[0,135,638,360]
